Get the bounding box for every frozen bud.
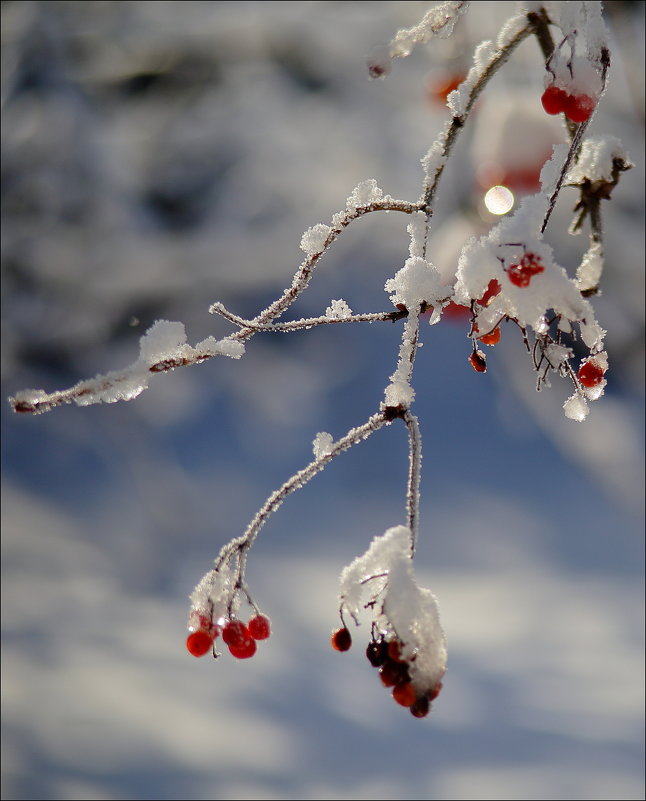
[367,45,392,80]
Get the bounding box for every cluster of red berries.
[186,613,271,659]
[541,85,596,123]
[507,252,544,288]
[331,627,441,719]
[577,359,605,388]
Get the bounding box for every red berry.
[477,279,502,307]
[248,614,271,640]
[564,93,596,123]
[479,326,501,346]
[228,637,257,659]
[410,695,430,718]
[541,85,568,115]
[442,301,471,320]
[186,629,214,657]
[507,256,544,288]
[577,360,605,388]
[469,350,487,373]
[222,620,251,648]
[387,640,405,663]
[331,627,352,652]
[392,681,417,708]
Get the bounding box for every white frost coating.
[385,256,451,313]
[421,128,449,183]
[17,321,247,411]
[447,40,494,118]
[325,299,353,319]
[576,241,603,291]
[346,179,384,210]
[139,320,190,365]
[540,144,571,194]
[407,213,428,259]
[300,223,332,256]
[496,10,529,49]
[547,0,608,56]
[545,343,573,369]
[339,526,447,694]
[568,136,630,185]
[189,564,237,627]
[389,1,468,59]
[384,316,419,408]
[195,336,245,359]
[313,431,334,460]
[564,393,590,422]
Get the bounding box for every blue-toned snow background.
[1,3,644,800]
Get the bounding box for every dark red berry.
[222,620,251,648]
[186,629,214,657]
[541,85,568,115]
[331,627,352,652]
[392,681,417,707]
[228,637,257,659]
[469,350,487,373]
[248,614,271,640]
[563,93,595,123]
[379,659,410,688]
[366,640,388,667]
[577,360,604,388]
[410,696,430,718]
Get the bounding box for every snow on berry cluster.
[333,526,447,719]
[453,149,608,421]
[538,1,608,124]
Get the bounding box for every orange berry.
[479,327,501,346]
[469,350,487,373]
[392,681,417,707]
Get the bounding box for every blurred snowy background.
[1,2,644,799]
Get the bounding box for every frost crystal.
[313,431,334,459]
[325,299,353,319]
[563,393,589,422]
[300,223,333,256]
[385,256,451,314]
[346,179,384,210]
[139,320,190,365]
[576,241,603,292]
[567,136,630,186]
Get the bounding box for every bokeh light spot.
[484,185,514,215]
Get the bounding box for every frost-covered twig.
[210,302,406,332]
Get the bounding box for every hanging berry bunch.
[332,526,447,720]
[186,558,271,661]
